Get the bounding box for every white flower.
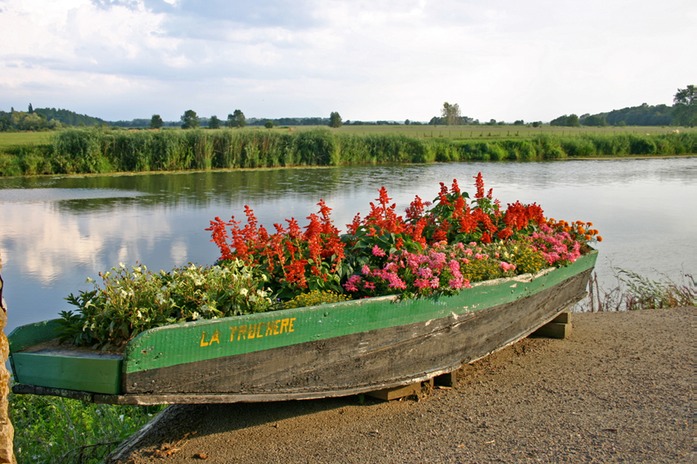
[239,288,249,296]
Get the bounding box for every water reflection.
[0,158,695,331]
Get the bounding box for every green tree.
[441,102,461,125]
[581,114,607,127]
[227,109,246,128]
[550,114,580,127]
[208,115,221,129]
[673,85,696,127]
[180,109,200,129]
[264,120,274,129]
[28,103,34,113]
[150,114,163,129]
[329,111,342,128]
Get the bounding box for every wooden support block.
[532,321,571,339]
[367,379,433,401]
[434,371,457,388]
[552,311,572,324]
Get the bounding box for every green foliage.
[441,102,462,125]
[559,137,596,157]
[284,290,349,309]
[52,129,110,174]
[227,109,247,128]
[10,391,162,464]
[589,269,696,311]
[329,111,342,128]
[587,104,673,126]
[292,128,336,165]
[58,260,274,349]
[617,270,696,309]
[149,114,163,129]
[180,109,200,129]
[550,114,580,127]
[1,127,696,177]
[672,86,697,127]
[208,115,221,129]
[580,114,607,127]
[0,107,99,131]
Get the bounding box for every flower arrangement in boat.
[206,173,600,299]
[59,173,600,348]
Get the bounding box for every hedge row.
[1,129,695,176]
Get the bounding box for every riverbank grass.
[10,391,163,464]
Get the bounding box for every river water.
[1,158,695,332]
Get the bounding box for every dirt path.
[110,307,694,464]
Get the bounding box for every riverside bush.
[59,260,273,348]
[0,128,695,176]
[10,392,162,464]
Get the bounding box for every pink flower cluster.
[343,241,521,298]
[531,224,582,266]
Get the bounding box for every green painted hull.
[10,251,597,404]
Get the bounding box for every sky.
[1,0,696,123]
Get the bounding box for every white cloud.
[0,0,695,122]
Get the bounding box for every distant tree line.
[549,85,695,127]
[2,85,694,132]
[0,105,105,131]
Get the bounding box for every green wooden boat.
[9,251,597,405]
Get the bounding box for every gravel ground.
[110,307,694,464]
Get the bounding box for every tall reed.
[0,128,694,177]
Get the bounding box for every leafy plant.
[59,260,273,349]
[10,390,163,464]
[284,290,349,309]
[587,269,695,311]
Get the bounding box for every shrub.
[59,260,273,349]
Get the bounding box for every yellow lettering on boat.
[215,318,298,348]
[200,329,221,347]
[248,322,263,339]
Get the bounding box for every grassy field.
[1,125,694,147]
[0,131,54,149]
[309,124,694,139]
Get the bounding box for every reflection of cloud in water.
[170,240,188,265]
[3,203,105,283]
[1,202,172,285]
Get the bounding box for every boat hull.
[10,252,596,405]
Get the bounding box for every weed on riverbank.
[10,392,163,463]
[586,269,696,311]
